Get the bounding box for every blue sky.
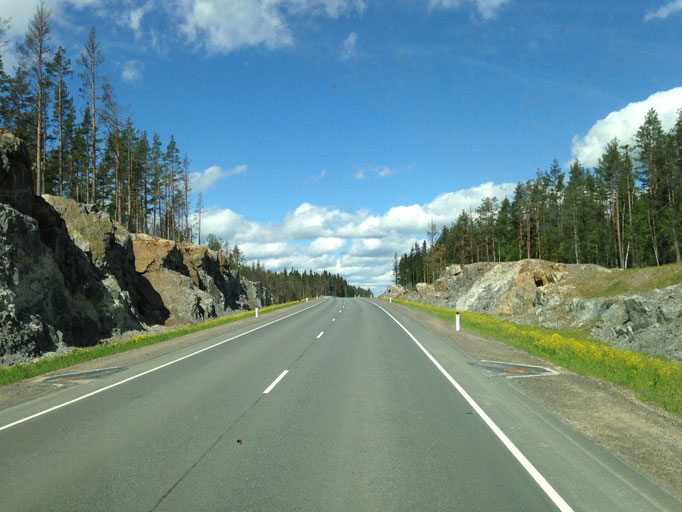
[3,0,682,294]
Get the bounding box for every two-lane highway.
[1,298,680,510]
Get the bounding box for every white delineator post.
[306,298,309,303]
[456,311,460,331]
[255,307,259,318]
[390,297,392,303]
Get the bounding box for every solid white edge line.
[0,299,328,433]
[263,370,289,394]
[316,332,324,339]
[366,300,573,512]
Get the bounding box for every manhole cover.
[43,367,126,384]
[470,361,558,378]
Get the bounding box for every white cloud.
[283,202,340,239]
[122,60,143,82]
[1,0,104,71]
[190,164,247,192]
[429,0,512,19]
[126,1,154,38]
[239,241,291,259]
[340,31,357,60]
[176,0,365,54]
[309,237,346,255]
[197,181,515,295]
[645,0,682,20]
[355,165,395,180]
[306,168,326,182]
[570,87,682,168]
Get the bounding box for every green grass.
[568,262,682,299]
[0,300,307,388]
[386,298,682,415]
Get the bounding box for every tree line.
[396,107,682,287]
[204,234,372,300]
[241,263,373,301]
[0,4,193,241]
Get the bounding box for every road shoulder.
[383,300,682,500]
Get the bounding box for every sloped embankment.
[383,259,682,360]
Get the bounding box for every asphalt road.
[1,297,680,511]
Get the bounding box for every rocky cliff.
[0,131,271,365]
[384,259,682,361]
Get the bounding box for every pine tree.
[46,46,72,196]
[101,80,123,220]
[495,197,516,261]
[133,130,151,233]
[71,108,92,203]
[182,155,191,242]
[635,108,666,266]
[149,133,163,236]
[78,28,104,203]
[18,1,52,195]
[596,139,625,268]
[164,136,181,239]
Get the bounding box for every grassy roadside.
[386,299,682,415]
[0,300,308,388]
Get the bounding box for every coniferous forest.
[0,7,374,299]
[1,9,193,241]
[396,108,682,287]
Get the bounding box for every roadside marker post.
[255,307,259,318]
[456,312,460,332]
[390,297,392,303]
[306,298,309,303]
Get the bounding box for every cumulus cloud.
[309,237,346,255]
[190,164,247,193]
[176,0,365,54]
[429,0,512,19]
[122,60,143,82]
[570,87,682,168]
[340,31,358,60]
[645,0,682,20]
[198,181,515,294]
[283,202,341,239]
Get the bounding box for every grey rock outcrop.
[240,277,273,310]
[0,203,66,363]
[0,132,34,215]
[591,285,682,359]
[406,260,579,316]
[0,131,276,365]
[0,132,135,363]
[178,244,272,311]
[42,195,140,331]
[380,284,406,298]
[132,234,218,326]
[390,259,682,360]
